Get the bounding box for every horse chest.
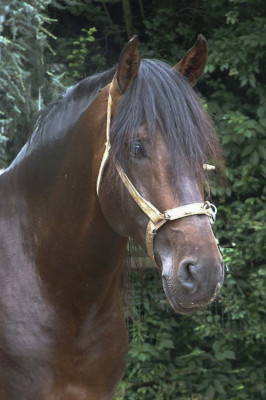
[0,290,127,400]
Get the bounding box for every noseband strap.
[97,80,217,262]
[145,202,216,260]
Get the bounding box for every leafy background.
[0,0,265,399]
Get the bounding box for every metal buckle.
[203,201,217,224]
[164,211,171,220]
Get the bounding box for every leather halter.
[96,81,217,261]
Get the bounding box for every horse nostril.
[177,257,223,294]
[177,258,198,290]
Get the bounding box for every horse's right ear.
[111,35,140,96]
[173,35,208,87]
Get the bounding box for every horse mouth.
[162,278,221,315]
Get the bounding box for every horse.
[0,35,224,399]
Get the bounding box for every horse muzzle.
[162,256,224,315]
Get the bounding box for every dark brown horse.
[0,36,223,399]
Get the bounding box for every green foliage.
[116,270,265,400]
[65,27,97,81]
[0,0,66,164]
[0,133,8,167]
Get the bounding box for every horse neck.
[5,96,127,313]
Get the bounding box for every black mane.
[31,66,116,142]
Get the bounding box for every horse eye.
[128,142,145,159]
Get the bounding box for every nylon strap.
[96,81,113,196]
[115,160,164,224]
[203,164,215,170]
[165,202,217,223]
[145,202,217,261]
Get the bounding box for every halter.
[96,81,217,261]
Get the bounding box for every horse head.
[97,36,224,315]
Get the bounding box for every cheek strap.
[115,158,217,261]
[96,81,113,196]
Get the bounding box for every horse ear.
[113,35,140,95]
[173,34,208,87]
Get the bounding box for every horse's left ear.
[173,34,208,87]
[112,35,140,95]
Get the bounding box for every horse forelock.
[110,59,224,186]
